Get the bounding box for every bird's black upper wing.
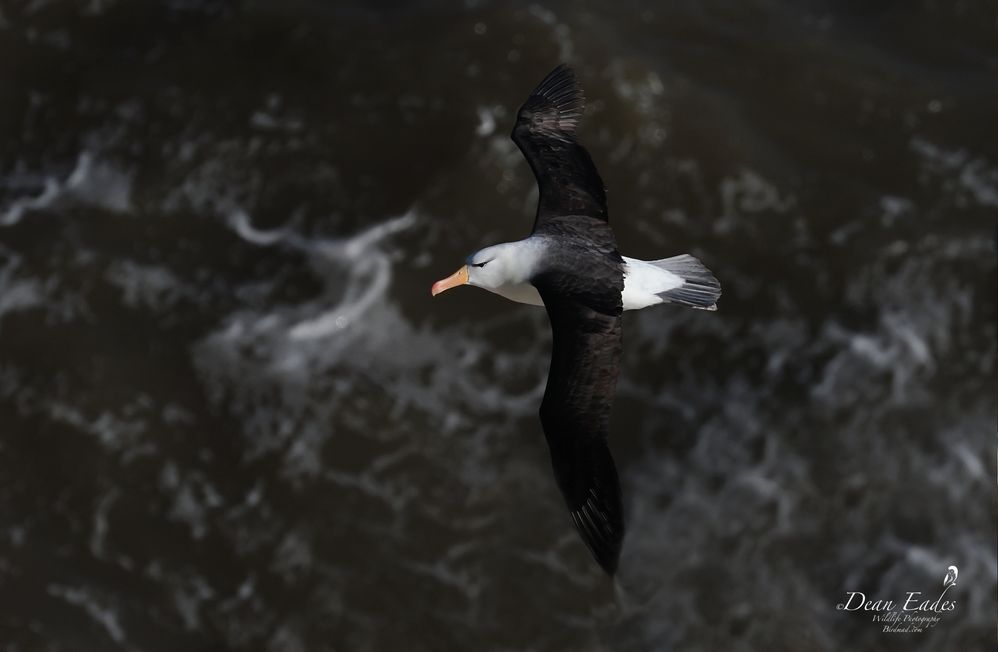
[533,276,625,574]
[512,65,608,231]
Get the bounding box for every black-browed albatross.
[432,65,721,575]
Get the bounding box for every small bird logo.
[943,565,958,588]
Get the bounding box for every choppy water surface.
[1,1,995,650]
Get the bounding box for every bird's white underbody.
[488,256,684,310]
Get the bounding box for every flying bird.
[432,65,721,575]
[944,565,958,588]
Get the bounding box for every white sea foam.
[222,207,418,344]
[89,489,118,559]
[0,151,133,226]
[105,260,188,310]
[47,584,126,643]
[193,205,547,499]
[0,178,60,226]
[0,251,45,323]
[911,137,998,207]
[527,5,574,61]
[475,106,497,137]
[288,211,416,340]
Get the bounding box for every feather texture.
[512,65,608,227]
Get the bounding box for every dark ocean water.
[1,1,996,650]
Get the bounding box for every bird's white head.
[431,240,542,297]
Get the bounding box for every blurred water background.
[0,1,996,650]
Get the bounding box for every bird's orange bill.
[431,265,469,296]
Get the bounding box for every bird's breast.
[490,281,545,306]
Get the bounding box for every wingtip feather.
[519,64,586,136]
[564,449,624,575]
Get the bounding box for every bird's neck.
[502,237,549,284]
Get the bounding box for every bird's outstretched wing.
[512,65,608,231]
[533,286,624,574]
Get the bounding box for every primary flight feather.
[432,64,721,574]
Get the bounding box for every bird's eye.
[471,260,490,268]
